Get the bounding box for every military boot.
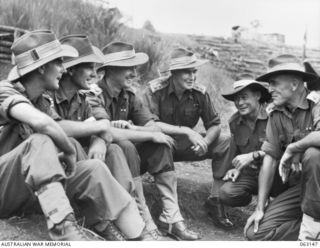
[205,197,234,230]
[93,221,126,241]
[50,214,104,241]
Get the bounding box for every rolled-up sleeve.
[142,88,160,119]
[201,92,221,130]
[131,95,159,126]
[0,82,31,123]
[86,93,110,120]
[261,116,282,160]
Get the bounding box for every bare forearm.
[9,103,75,154]
[152,121,191,136]
[204,125,221,145]
[58,120,109,138]
[256,154,277,211]
[110,127,156,142]
[40,120,75,154]
[288,131,320,153]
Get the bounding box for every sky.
[107,0,320,48]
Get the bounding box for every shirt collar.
[273,89,309,117]
[54,76,79,104]
[99,77,119,100]
[236,104,268,125]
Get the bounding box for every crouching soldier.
[219,78,287,211]
[245,54,320,240]
[0,30,147,241]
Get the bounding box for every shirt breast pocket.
[161,107,174,121]
[184,108,200,126]
[234,134,249,148]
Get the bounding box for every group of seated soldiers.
[0,30,319,241]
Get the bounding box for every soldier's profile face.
[42,58,65,91]
[70,62,96,90]
[172,68,197,91]
[234,88,260,116]
[268,74,295,106]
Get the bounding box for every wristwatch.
[252,151,262,161]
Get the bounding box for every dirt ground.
[0,161,253,241]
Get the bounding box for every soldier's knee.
[218,133,231,144]
[245,225,257,240]
[219,184,251,207]
[117,140,135,149]
[28,133,54,147]
[154,143,172,156]
[83,159,110,175]
[107,143,122,153]
[303,147,320,168]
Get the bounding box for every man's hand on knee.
[223,168,240,182]
[244,209,264,238]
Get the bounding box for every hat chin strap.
[15,40,62,69]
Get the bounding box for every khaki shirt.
[261,89,320,160]
[0,81,61,156]
[143,77,220,129]
[87,78,157,125]
[229,105,268,157]
[53,77,93,122]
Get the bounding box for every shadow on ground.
[0,161,255,241]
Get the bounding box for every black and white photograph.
[0,0,319,246]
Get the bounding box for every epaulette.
[307,91,320,104]
[265,102,276,115]
[148,76,170,93]
[192,84,206,94]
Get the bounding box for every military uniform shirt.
[0,80,61,156]
[87,78,157,125]
[143,76,220,130]
[229,105,268,157]
[261,89,320,160]
[53,77,93,122]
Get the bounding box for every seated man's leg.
[136,142,200,240]
[65,158,145,240]
[0,134,97,241]
[206,133,234,229]
[299,147,320,240]
[245,184,302,241]
[172,135,205,162]
[105,143,135,195]
[115,140,158,236]
[219,168,258,207]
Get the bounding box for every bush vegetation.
[0,0,234,125]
